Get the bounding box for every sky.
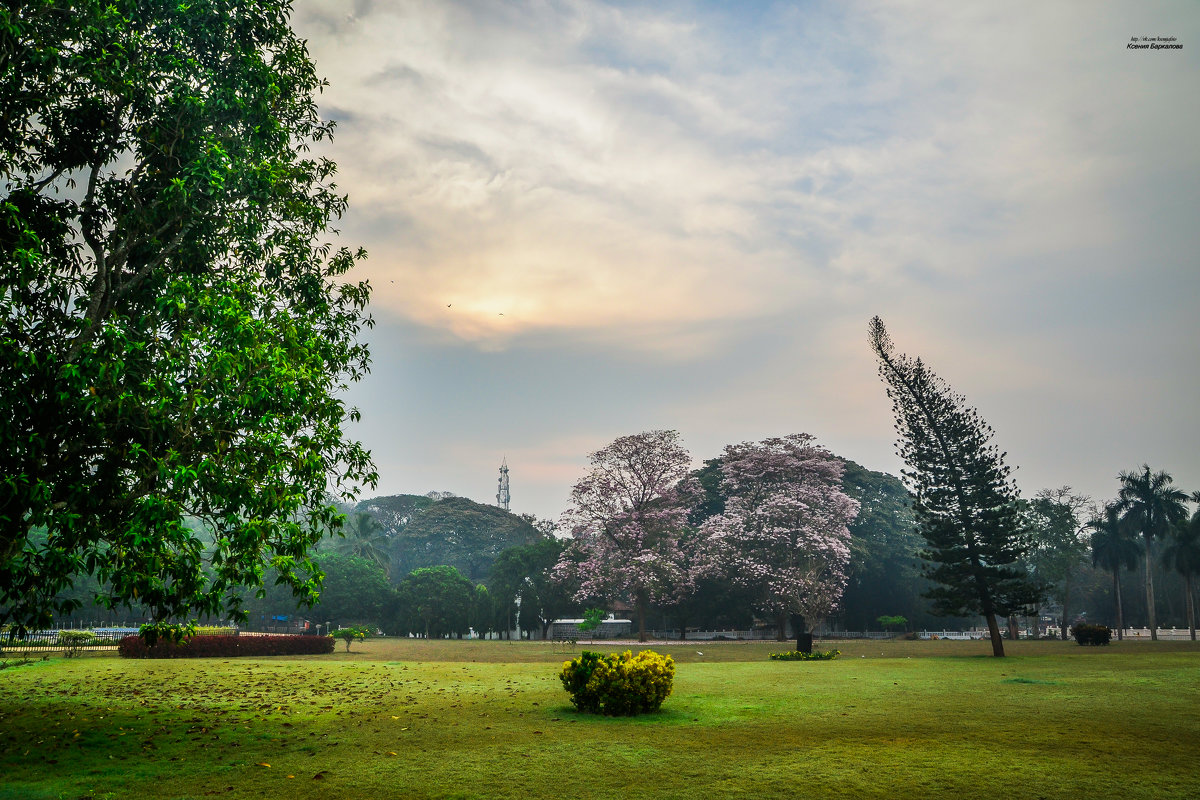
[289,0,1200,521]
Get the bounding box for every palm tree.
[334,512,391,577]
[1160,494,1200,641]
[1117,466,1189,640]
[1089,502,1142,641]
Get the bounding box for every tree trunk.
[1059,579,1071,641]
[1007,615,1020,642]
[794,615,812,654]
[1186,573,1196,642]
[636,591,647,643]
[1113,568,1124,641]
[985,612,1005,657]
[1144,536,1158,640]
[775,612,788,642]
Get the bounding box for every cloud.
[297,1,1200,515]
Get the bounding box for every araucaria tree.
[556,430,696,642]
[699,434,857,652]
[869,317,1036,657]
[0,2,375,636]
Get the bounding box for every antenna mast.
[496,457,510,511]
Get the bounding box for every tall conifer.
[868,317,1037,657]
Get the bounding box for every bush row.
[768,649,841,661]
[119,634,334,659]
[560,649,674,716]
[1071,624,1111,646]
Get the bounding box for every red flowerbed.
[118,633,334,659]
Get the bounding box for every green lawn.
[2,639,1197,799]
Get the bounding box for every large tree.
[1088,502,1142,641]
[1159,494,1200,641]
[391,496,543,582]
[1022,488,1092,640]
[1117,466,1189,640]
[488,538,575,639]
[699,434,857,651]
[556,430,696,642]
[329,512,391,578]
[868,317,1037,657]
[837,459,936,631]
[394,565,474,639]
[0,2,374,636]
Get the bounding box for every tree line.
[3,5,1194,653]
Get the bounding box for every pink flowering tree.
[556,430,697,641]
[701,434,858,650]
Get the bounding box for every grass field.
[2,638,1198,799]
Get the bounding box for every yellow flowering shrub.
[559,649,675,716]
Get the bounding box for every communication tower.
[496,457,510,512]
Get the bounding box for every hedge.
[118,634,334,659]
[768,649,841,661]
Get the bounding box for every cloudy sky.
[290,0,1199,520]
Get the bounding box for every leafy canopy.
[557,430,697,612]
[0,1,375,635]
[699,434,857,631]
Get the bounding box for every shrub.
[560,649,674,716]
[119,634,334,659]
[193,626,237,636]
[768,649,841,661]
[331,626,371,652]
[1071,624,1111,646]
[58,631,95,657]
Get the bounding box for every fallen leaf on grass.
[256,762,270,768]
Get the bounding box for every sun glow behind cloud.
[293,1,1199,516]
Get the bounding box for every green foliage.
[192,626,236,636]
[1117,466,1190,639]
[1021,488,1092,635]
[876,615,908,631]
[313,553,394,627]
[839,460,941,629]
[240,552,395,630]
[331,626,370,652]
[394,566,474,638]
[487,538,574,637]
[559,649,675,716]
[768,649,841,661]
[57,630,94,657]
[331,513,391,577]
[1070,624,1111,646]
[0,0,376,634]
[118,633,333,658]
[577,607,606,632]
[138,620,197,647]
[392,497,543,581]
